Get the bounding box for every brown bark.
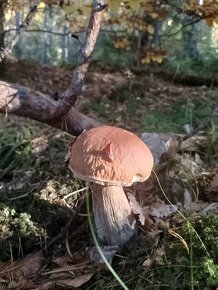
[55,0,105,118]
[48,107,100,135]
[0,81,100,135]
[91,184,137,247]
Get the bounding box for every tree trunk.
[183,15,199,60]
[0,0,5,77]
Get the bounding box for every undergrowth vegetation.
[0,119,77,260]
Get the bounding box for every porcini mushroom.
[67,126,153,247]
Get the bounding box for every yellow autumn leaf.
[147,24,154,34]
[108,0,121,12]
[151,55,157,62]
[129,0,140,11]
[114,39,126,49]
[141,57,150,64]
[155,55,163,63]
[205,17,214,27]
[38,2,46,9]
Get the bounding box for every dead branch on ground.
[0,81,100,135]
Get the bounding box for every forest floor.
[0,59,218,290]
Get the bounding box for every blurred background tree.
[0,0,218,78]
[0,0,6,77]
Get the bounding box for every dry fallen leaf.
[141,132,174,165]
[33,281,55,290]
[143,203,178,218]
[142,257,152,267]
[7,276,34,290]
[57,273,94,287]
[180,135,207,152]
[207,172,218,192]
[0,252,45,290]
[17,251,46,277]
[202,170,218,202]
[125,190,145,225]
[34,273,94,290]
[161,136,181,162]
[88,246,119,264]
[34,272,94,289]
[143,247,165,267]
[130,176,159,207]
[52,255,76,267]
[31,136,48,154]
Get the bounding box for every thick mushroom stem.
[91,183,137,247]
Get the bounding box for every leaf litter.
[0,251,45,290]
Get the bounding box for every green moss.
[13,212,43,237]
[145,214,218,289]
[0,205,44,260]
[0,206,15,239]
[89,214,218,290]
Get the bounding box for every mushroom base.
[91,184,137,247]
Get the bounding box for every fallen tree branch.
[0,81,100,136]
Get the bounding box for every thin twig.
[160,17,201,38]
[0,28,123,36]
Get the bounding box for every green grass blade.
[85,189,129,290]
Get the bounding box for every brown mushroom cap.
[68,126,153,186]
